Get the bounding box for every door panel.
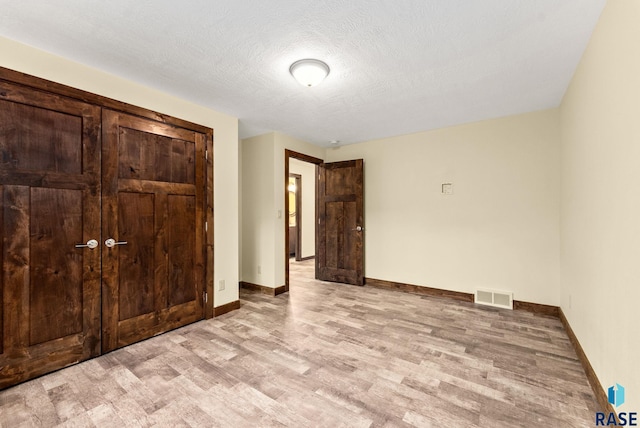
[317,160,364,285]
[117,192,156,321]
[0,82,101,389]
[118,127,196,184]
[29,188,84,345]
[0,100,82,174]
[102,110,205,353]
[325,202,342,269]
[167,194,197,306]
[343,201,357,270]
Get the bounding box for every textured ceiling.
[0,1,606,146]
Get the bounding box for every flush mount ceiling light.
[289,59,330,87]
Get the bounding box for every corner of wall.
[558,0,640,411]
[239,133,278,288]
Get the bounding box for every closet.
[0,68,213,389]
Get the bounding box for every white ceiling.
[0,1,606,147]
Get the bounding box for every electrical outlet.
[218,280,225,291]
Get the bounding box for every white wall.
[0,36,240,308]
[289,158,316,259]
[560,0,640,411]
[326,109,561,305]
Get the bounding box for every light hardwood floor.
[0,259,598,427]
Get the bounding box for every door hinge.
[205,221,208,232]
[205,149,208,160]
[204,291,208,304]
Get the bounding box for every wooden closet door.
[101,110,205,352]
[0,81,102,388]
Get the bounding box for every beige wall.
[0,36,240,308]
[240,133,277,287]
[240,132,323,288]
[289,158,316,259]
[273,133,324,286]
[560,0,640,411]
[326,109,561,305]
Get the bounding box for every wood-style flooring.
[0,259,598,427]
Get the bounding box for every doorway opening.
[288,173,302,260]
[284,150,323,289]
[284,151,365,289]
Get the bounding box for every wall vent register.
[475,288,514,310]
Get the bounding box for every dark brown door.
[0,82,102,388]
[101,110,205,352]
[316,160,364,285]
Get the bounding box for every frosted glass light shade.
[289,59,330,87]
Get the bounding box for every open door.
[316,159,364,285]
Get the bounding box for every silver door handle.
[352,226,363,231]
[105,238,127,248]
[75,239,99,249]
